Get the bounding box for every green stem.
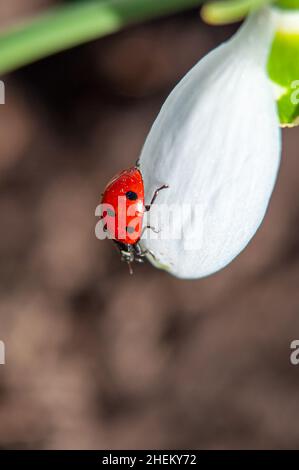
[276,0,299,9]
[201,0,272,25]
[0,0,202,75]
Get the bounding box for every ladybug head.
[113,241,135,274]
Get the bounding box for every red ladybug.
[100,164,168,273]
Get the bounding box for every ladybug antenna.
[127,262,134,275]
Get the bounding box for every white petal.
[139,8,281,279]
[272,7,299,33]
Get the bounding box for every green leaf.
[268,29,299,126]
[0,0,203,75]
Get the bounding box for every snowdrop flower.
[139,7,281,279]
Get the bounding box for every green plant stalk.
[201,0,299,26]
[201,0,272,25]
[0,0,203,75]
[276,0,299,9]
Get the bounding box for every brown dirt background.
[0,1,299,450]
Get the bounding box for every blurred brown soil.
[0,1,299,450]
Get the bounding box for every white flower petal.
[273,7,299,33]
[139,8,281,279]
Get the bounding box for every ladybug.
[100,164,168,273]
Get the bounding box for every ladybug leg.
[145,185,169,211]
[134,242,157,262]
[134,243,144,257]
[140,248,158,262]
[135,158,140,168]
[140,224,160,238]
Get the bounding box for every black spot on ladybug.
[126,226,135,234]
[126,190,138,201]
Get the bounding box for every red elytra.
[101,166,145,244]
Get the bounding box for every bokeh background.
[0,0,299,450]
